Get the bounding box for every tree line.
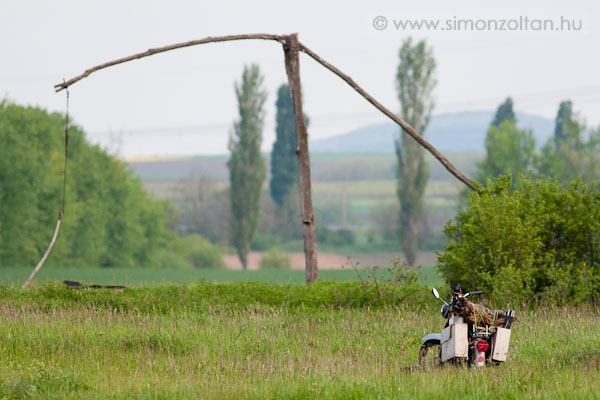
[476,97,599,188]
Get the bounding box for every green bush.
[184,235,225,269]
[156,234,225,269]
[437,175,600,305]
[250,232,280,251]
[317,227,356,247]
[259,249,291,270]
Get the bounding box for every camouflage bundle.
[453,297,513,327]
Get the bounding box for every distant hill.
[309,111,554,153]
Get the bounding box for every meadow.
[0,282,599,399]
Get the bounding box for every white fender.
[422,333,441,344]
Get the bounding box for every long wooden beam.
[51,32,477,286]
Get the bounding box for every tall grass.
[0,284,599,399]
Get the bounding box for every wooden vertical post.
[283,33,318,283]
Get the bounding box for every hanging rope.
[22,86,70,289]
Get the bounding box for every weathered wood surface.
[283,34,318,283]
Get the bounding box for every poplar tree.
[476,99,535,189]
[227,64,267,269]
[270,84,299,207]
[395,38,436,265]
[492,97,516,127]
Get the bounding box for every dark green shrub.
[250,232,280,251]
[438,175,600,305]
[259,249,291,270]
[337,229,356,245]
[317,227,356,247]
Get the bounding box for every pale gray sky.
[1,0,599,157]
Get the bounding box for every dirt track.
[222,252,438,270]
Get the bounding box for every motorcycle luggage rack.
[473,325,492,336]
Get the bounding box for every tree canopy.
[0,101,222,268]
[537,100,599,184]
[476,106,535,189]
[492,97,516,127]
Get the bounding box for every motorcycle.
[419,283,515,368]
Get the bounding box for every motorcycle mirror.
[431,288,448,305]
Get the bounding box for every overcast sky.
[1,0,599,157]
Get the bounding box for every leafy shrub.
[438,175,600,305]
[259,249,290,270]
[250,232,280,251]
[155,249,193,269]
[337,229,356,245]
[157,234,224,269]
[317,227,356,247]
[184,235,225,269]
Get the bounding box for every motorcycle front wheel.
[418,341,441,369]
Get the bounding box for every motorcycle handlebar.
[465,290,483,297]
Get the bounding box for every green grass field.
[0,283,598,399]
[0,266,441,287]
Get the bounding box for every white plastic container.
[441,323,468,362]
[491,327,511,362]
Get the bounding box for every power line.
[87,84,600,136]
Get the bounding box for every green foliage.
[492,97,515,127]
[554,100,574,143]
[0,101,184,268]
[270,84,305,207]
[317,227,356,247]
[250,232,280,251]
[1,280,434,312]
[476,119,535,189]
[157,234,225,269]
[438,175,600,305]
[259,249,291,270]
[228,64,268,269]
[395,38,436,264]
[537,101,599,184]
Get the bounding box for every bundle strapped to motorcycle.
[453,295,517,329]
